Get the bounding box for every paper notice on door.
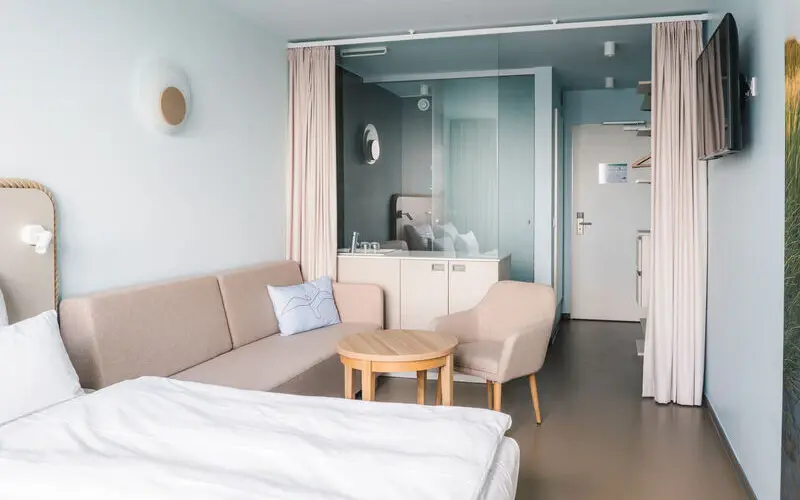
[598,163,628,184]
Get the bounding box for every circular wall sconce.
[137,61,192,134]
[362,124,380,165]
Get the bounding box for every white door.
[571,125,651,321]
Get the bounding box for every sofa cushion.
[454,341,502,378]
[217,261,304,348]
[172,322,379,391]
[59,276,233,389]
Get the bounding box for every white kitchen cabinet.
[338,252,511,331]
[400,259,450,330]
[337,256,401,329]
[449,259,510,314]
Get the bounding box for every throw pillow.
[455,231,481,255]
[0,310,84,425]
[267,276,341,336]
[438,222,459,242]
[404,224,435,251]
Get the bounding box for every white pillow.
[0,310,84,425]
[267,276,341,336]
[434,236,456,253]
[438,222,459,242]
[0,286,7,327]
[455,231,481,255]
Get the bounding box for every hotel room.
[0,0,787,499]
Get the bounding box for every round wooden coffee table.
[337,329,458,405]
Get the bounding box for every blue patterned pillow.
[267,276,341,336]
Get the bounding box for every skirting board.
[703,396,758,499]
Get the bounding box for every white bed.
[0,377,519,500]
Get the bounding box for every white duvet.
[0,377,512,500]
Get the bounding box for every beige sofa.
[59,261,383,396]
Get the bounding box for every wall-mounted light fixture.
[137,60,192,134]
[20,225,53,255]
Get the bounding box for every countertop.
[337,250,510,262]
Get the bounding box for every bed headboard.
[0,179,58,323]
[389,194,432,241]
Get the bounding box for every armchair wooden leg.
[529,374,542,424]
[435,367,442,405]
[492,382,502,411]
[486,381,493,410]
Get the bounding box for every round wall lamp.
[362,124,380,165]
[137,60,192,134]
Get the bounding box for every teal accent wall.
[704,3,784,499]
[561,88,651,313]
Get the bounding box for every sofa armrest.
[333,282,384,328]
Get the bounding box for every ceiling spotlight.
[605,77,615,89]
[604,41,616,58]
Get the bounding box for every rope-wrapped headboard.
[0,179,58,323]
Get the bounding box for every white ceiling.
[338,25,652,90]
[219,0,713,41]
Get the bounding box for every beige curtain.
[642,21,707,406]
[286,46,337,281]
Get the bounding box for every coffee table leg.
[361,362,375,401]
[442,354,454,406]
[417,370,426,404]
[344,364,354,399]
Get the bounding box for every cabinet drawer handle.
[452,264,466,272]
[431,264,445,272]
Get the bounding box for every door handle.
[576,211,591,235]
[452,264,466,272]
[431,263,445,272]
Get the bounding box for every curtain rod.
[287,13,712,48]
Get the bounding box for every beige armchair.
[432,281,556,423]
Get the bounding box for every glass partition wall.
[337,36,536,281]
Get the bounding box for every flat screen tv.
[696,13,743,160]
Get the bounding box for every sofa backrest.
[216,261,303,348]
[59,276,233,389]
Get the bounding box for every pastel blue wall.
[561,89,651,313]
[704,3,784,499]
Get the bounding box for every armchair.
[432,281,556,423]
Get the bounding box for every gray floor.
[375,320,749,500]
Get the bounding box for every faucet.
[350,231,360,253]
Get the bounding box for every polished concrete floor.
[375,320,749,500]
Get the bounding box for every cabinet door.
[338,257,401,329]
[448,260,499,314]
[400,259,449,330]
